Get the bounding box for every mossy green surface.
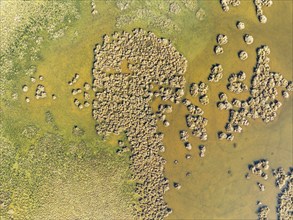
[1,0,209,218]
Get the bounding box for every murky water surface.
[161,1,292,219]
[20,0,292,219]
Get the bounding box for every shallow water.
[12,0,292,219]
[161,1,292,219]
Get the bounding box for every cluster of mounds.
[34,84,47,100]
[185,114,208,141]
[68,73,91,110]
[236,22,252,60]
[198,145,206,158]
[91,0,98,15]
[249,160,270,180]
[214,3,291,145]
[169,2,181,14]
[68,73,80,86]
[246,161,292,219]
[183,80,209,160]
[173,127,200,189]
[72,88,82,96]
[217,45,292,141]
[227,71,249,94]
[214,34,228,55]
[156,104,172,127]
[116,140,131,155]
[179,130,192,150]
[91,29,187,219]
[245,159,270,191]
[208,64,224,82]
[159,75,209,160]
[273,167,289,189]
[220,0,241,12]
[257,205,270,220]
[178,98,208,163]
[22,75,57,103]
[178,129,206,159]
[275,168,293,219]
[217,92,232,111]
[220,4,260,61]
[189,81,210,105]
[182,98,208,141]
[1,1,80,110]
[220,0,273,24]
[253,0,273,24]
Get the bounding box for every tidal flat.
[0,0,292,219]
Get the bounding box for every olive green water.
[22,1,292,219]
[161,1,293,219]
[2,0,292,219]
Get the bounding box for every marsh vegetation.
[0,0,292,220]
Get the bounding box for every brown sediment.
[91,29,187,219]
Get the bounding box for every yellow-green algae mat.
[0,0,292,219]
